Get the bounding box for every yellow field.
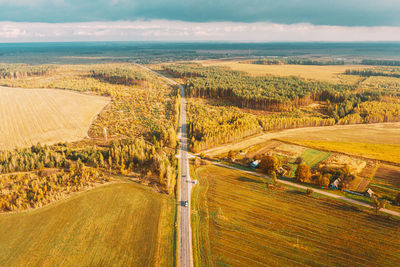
[0,86,109,150]
[191,165,400,266]
[282,140,400,164]
[202,122,400,159]
[197,59,368,83]
[0,183,176,266]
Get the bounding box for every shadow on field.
[237,176,263,184]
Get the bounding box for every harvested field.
[0,86,109,150]
[246,140,281,158]
[270,143,306,158]
[197,59,367,83]
[320,154,367,174]
[348,176,371,192]
[358,160,379,179]
[300,148,331,168]
[191,165,400,266]
[0,183,175,266]
[374,164,400,189]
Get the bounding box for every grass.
[0,86,109,150]
[198,59,366,83]
[299,148,331,168]
[282,139,400,164]
[0,183,176,266]
[191,164,400,266]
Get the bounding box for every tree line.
[91,66,149,86]
[0,64,54,79]
[252,58,345,66]
[361,59,400,66]
[345,68,400,78]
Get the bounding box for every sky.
[0,0,400,42]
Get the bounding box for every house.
[250,160,260,168]
[277,167,285,175]
[365,188,374,198]
[330,178,341,189]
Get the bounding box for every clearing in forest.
[0,86,109,150]
[191,165,400,266]
[0,183,175,266]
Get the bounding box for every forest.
[168,63,400,152]
[164,64,355,111]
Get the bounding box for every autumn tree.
[295,163,311,182]
[260,155,281,175]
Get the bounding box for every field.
[374,164,400,189]
[0,183,176,266]
[197,59,367,83]
[191,165,400,266]
[298,148,330,168]
[204,123,400,158]
[0,86,109,150]
[285,140,400,164]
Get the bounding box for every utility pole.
[103,127,108,141]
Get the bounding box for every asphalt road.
[135,64,193,267]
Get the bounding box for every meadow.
[0,182,176,266]
[191,165,400,266]
[0,86,109,150]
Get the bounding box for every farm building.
[250,160,260,168]
[330,178,341,189]
[365,188,374,198]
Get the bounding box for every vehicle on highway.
[183,201,189,207]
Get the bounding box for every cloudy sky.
[0,0,400,42]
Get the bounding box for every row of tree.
[361,59,400,66]
[253,58,345,66]
[345,68,400,78]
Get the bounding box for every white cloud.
[0,20,400,42]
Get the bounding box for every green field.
[300,148,331,168]
[0,183,176,266]
[191,165,400,266]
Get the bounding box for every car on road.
[183,201,188,207]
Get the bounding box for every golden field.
[0,183,176,266]
[0,86,109,150]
